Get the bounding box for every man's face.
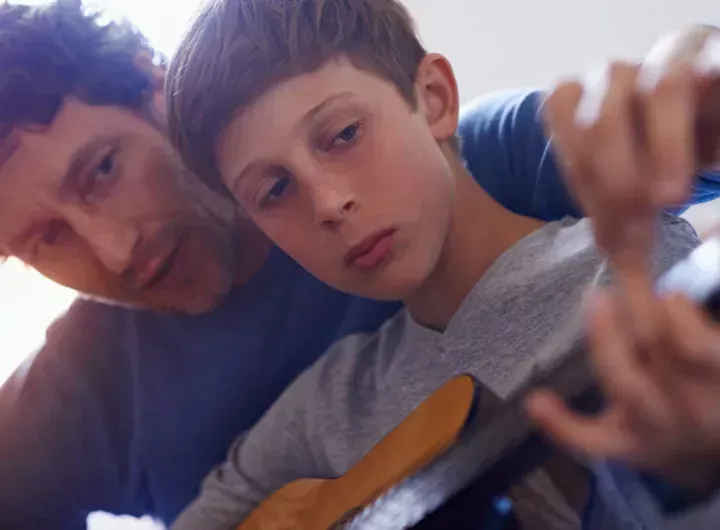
[217,56,457,301]
[0,98,238,313]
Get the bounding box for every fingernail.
[575,66,609,128]
[694,33,720,76]
[637,63,664,93]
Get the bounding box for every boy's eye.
[328,122,361,150]
[97,154,114,175]
[259,175,291,210]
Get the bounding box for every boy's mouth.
[345,228,396,271]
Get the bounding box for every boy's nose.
[310,184,358,229]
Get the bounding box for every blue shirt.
[1,89,718,528]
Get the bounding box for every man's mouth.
[131,235,184,291]
[143,240,182,290]
[345,228,396,271]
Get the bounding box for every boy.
[166,1,720,528]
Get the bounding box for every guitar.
[239,237,720,530]
[238,375,480,529]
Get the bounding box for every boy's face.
[217,55,459,300]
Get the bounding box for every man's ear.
[415,54,460,143]
[134,52,167,118]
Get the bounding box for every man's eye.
[81,150,119,202]
[259,176,290,210]
[329,122,361,149]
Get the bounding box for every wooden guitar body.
[238,375,478,530]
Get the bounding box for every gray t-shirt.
[173,215,707,530]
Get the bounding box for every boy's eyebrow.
[229,91,357,186]
[302,91,356,125]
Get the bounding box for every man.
[0,2,717,528]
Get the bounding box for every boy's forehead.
[247,58,385,124]
[216,58,396,173]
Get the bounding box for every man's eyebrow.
[0,133,21,175]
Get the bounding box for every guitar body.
[238,375,478,530]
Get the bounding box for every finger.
[587,290,670,425]
[612,254,668,356]
[525,389,635,459]
[693,32,720,168]
[641,61,696,205]
[585,62,645,208]
[543,82,593,202]
[664,293,720,376]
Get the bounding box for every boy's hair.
[0,1,158,142]
[167,0,428,188]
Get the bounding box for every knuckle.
[607,61,637,80]
[651,67,691,98]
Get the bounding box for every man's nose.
[64,209,140,275]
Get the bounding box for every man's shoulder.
[458,87,540,131]
[44,297,133,345]
[1,297,137,412]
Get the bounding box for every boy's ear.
[415,54,460,143]
[134,52,167,118]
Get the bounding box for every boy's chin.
[341,274,428,302]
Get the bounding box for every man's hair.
[0,1,158,141]
[167,0,427,187]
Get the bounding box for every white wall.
[406,0,720,103]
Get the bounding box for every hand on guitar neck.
[528,26,720,497]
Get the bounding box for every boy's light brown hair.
[166,0,427,187]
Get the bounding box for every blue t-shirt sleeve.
[0,301,149,529]
[458,88,720,219]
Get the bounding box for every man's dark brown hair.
[166,0,428,187]
[0,1,157,144]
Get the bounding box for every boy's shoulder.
[652,213,702,276]
[492,213,699,285]
[294,310,412,411]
